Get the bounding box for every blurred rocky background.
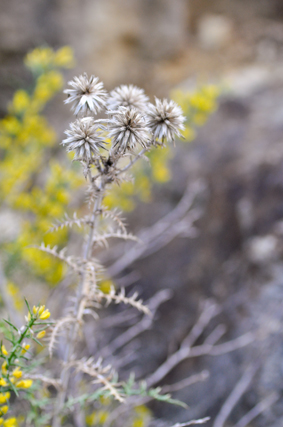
[1,0,283,99]
[1,0,283,426]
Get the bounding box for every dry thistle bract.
[108,106,150,155]
[107,84,149,113]
[147,98,185,144]
[62,117,107,161]
[64,73,107,115]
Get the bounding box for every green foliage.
[0,303,52,426]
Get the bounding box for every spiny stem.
[116,147,148,175]
[52,152,144,426]
[52,171,106,427]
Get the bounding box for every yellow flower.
[0,135,12,149]
[33,71,63,104]
[1,346,8,357]
[25,47,54,72]
[16,379,33,389]
[12,367,22,379]
[99,280,113,294]
[32,306,38,315]
[39,309,50,320]
[202,84,219,99]
[38,305,45,316]
[36,330,46,339]
[10,90,30,114]
[97,411,108,424]
[0,116,21,136]
[134,405,151,417]
[0,378,7,387]
[53,46,75,68]
[45,70,64,91]
[21,344,30,354]
[132,419,144,427]
[152,164,170,183]
[0,418,3,426]
[86,412,96,425]
[6,283,24,311]
[99,396,111,406]
[33,83,52,103]
[0,393,9,404]
[0,406,8,415]
[1,363,7,375]
[24,46,74,72]
[3,418,17,427]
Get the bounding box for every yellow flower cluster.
[5,283,24,312]
[0,344,33,425]
[172,84,220,140]
[30,304,51,321]
[85,403,151,427]
[12,161,83,284]
[0,397,17,427]
[0,46,83,287]
[85,410,109,425]
[0,304,51,424]
[132,405,151,427]
[0,419,17,427]
[25,46,74,74]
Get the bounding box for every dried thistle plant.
[43,74,186,427]
[0,70,256,427]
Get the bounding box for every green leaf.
[9,380,19,397]
[3,319,19,332]
[148,389,187,408]
[65,389,109,410]
[24,298,32,315]
[31,336,43,347]
[33,321,54,326]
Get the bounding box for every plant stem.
[52,150,142,426]
[116,148,148,175]
[7,319,36,368]
[52,172,106,427]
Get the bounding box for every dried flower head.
[62,117,106,161]
[107,84,149,113]
[108,107,150,155]
[147,98,185,144]
[64,73,107,115]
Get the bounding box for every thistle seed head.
[107,84,149,113]
[108,107,150,155]
[62,117,107,161]
[64,73,107,115]
[147,98,185,144]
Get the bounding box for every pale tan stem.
[52,174,105,427]
[52,149,146,426]
[116,148,148,175]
